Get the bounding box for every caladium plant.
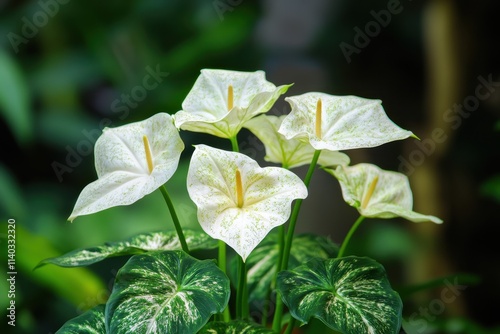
[41,69,444,334]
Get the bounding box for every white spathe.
[244,114,350,169]
[174,69,291,139]
[325,163,442,223]
[68,113,184,222]
[187,145,308,261]
[279,92,416,151]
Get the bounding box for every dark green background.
[1,0,499,333]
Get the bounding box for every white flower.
[278,92,416,151]
[244,114,350,169]
[324,163,442,223]
[173,69,291,139]
[187,145,308,261]
[68,113,184,222]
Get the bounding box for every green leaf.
[233,232,338,303]
[56,304,106,334]
[106,250,230,334]
[199,320,274,333]
[36,229,218,268]
[0,50,32,144]
[277,256,402,334]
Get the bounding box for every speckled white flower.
[244,114,350,169]
[173,69,291,139]
[324,163,442,223]
[187,145,308,261]
[68,113,184,222]
[278,92,416,151]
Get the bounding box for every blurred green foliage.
[1,0,499,333]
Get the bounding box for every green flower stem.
[280,150,321,271]
[218,240,231,321]
[284,318,297,334]
[230,136,239,152]
[159,185,189,254]
[272,149,321,332]
[236,256,248,319]
[337,215,366,258]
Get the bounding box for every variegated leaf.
[56,304,106,334]
[36,230,218,268]
[277,256,402,334]
[199,320,274,333]
[231,232,338,302]
[106,250,230,334]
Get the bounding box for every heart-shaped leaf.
[199,320,274,333]
[277,256,402,334]
[36,229,218,268]
[231,232,338,302]
[56,304,106,334]
[106,250,230,334]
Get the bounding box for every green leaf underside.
[277,256,402,334]
[56,304,106,334]
[233,232,338,303]
[36,230,217,268]
[106,250,230,334]
[199,320,274,333]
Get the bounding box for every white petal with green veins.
[324,163,443,223]
[279,92,415,151]
[244,114,350,169]
[173,69,291,138]
[187,145,308,261]
[68,113,184,222]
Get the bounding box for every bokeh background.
[1,0,500,333]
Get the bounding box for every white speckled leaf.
[277,256,403,334]
[278,93,415,151]
[36,230,218,268]
[199,320,274,333]
[173,69,291,138]
[244,114,350,169]
[68,113,184,222]
[56,304,106,334]
[324,163,443,223]
[231,232,338,302]
[187,145,308,261]
[106,250,230,334]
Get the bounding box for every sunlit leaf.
[36,229,217,268]
[277,256,402,334]
[106,250,230,333]
[56,304,106,334]
[16,225,106,309]
[199,320,274,333]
